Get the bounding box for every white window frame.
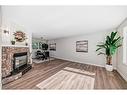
[123,27,127,64]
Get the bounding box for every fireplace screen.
[15,56,27,68]
[13,52,28,69]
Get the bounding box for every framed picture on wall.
[49,43,56,51]
[32,42,39,49]
[76,40,88,52]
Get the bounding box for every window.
[123,27,127,64]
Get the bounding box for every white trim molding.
[117,68,127,81]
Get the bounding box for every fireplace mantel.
[2,45,29,48]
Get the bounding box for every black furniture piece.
[36,50,45,60]
[44,51,50,60]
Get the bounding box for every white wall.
[1,8,33,66]
[117,19,127,81]
[49,31,117,67]
[1,18,30,46]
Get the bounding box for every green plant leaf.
[96,48,102,51]
[96,31,122,57]
[112,36,121,45]
[106,48,110,56]
[98,52,105,55]
[106,36,111,44]
[97,44,106,48]
[116,44,122,48]
[110,46,116,55]
[111,32,117,40]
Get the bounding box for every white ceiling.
[1,6,127,39]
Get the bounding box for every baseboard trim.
[53,57,105,68]
[117,68,127,82]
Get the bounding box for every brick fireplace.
[2,46,30,78]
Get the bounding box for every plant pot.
[105,64,113,71]
[25,43,28,46]
[11,41,15,45]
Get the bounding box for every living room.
[0,5,127,91]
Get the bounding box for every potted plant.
[11,40,15,45]
[96,31,122,71]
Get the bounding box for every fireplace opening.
[12,52,28,74]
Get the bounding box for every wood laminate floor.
[2,59,127,89]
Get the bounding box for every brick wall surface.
[2,47,29,78]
